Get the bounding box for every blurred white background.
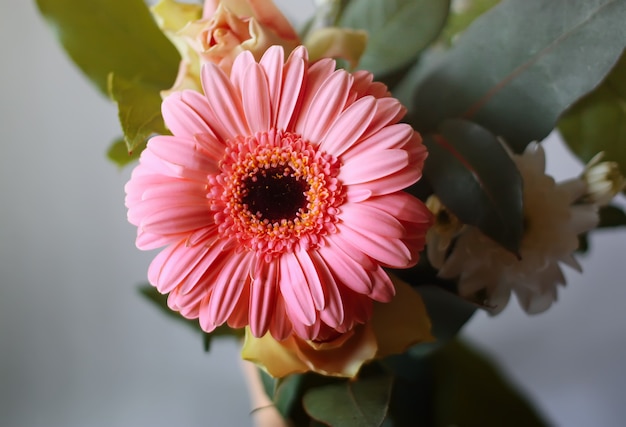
[1,0,625,426]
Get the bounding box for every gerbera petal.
[319,96,377,157]
[162,91,213,139]
[308,250,344,328]
[230,50,256,97]
[291,57,336,131]
[259,46,285,125]
[249,257,279,337]
[148,239,214,294]
[299,70,352,143]
[279,253,317,327]
[201,62,250,138]
[342,123,414,162]
[367,265,396,302]
[147,135,219,178]
[294,248,325,311]
[242,63,272,133]
[275,52,305,130]
[338,202,405,239]
[338,224,412,268]
[270,297,293,340]
[340,149,409,185]
[139,204,212,236]
[207,251,253,326]
[318,243,373,295]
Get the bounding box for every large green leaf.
[431,340,548,426]
[423,119,524,255]
[108,73,169,159]
[339,0,450,77]
[412,0,626,152]
[303,374,393,427]
[36,0,180,95]
[559,51,626,173]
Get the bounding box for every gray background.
[1,1,625,426]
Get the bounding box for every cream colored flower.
[241,276,433,378]
[581,152,625,206]
[430,142,599,314]
[152,0,367,96]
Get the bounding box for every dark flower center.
[242,167,310,222]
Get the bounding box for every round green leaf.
[303,374,393,427]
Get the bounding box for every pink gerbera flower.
[125,45,431,341]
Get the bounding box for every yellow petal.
[293,326,377,378]
[373,274,435,358]
[151,0,203,33]
[241,328,309,378]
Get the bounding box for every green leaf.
[412,0,626,152]
[598,204,626,228]
[339,0,451,77]
[431,340,548,426]
[36,0,180,95]
[303,374,393,427]
[107,137,142,167]
[559,51,626,173]
[108,73,169,156]
[138,285,243,351]
[439,0,501,46]
[423,119,524,255]
[411,285,476,356]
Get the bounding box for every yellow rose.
[152,0,367,95]
[242,276,434,378]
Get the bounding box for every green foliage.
[599,204,626,228]
[559,51,626,174]
[138,285,243,351]
[108,73,169,162]
[339,0,450,77]
[411,0,626,152]
[430,340,548,426]
[36,0,180,165]
[423,119,524,255]
[439,0,501,46]
[107,137,142,167]
[35,0,179,96]
[303,373,394,427]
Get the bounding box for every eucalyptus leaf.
[339,0,450,77]
[423,119,524,255]
[138,285,243,351]
[431,340,548,426]
[559,51,626,173]
[36,0,179,95]
[108,73,168,157]
[303,374,393,427]
[412,0,626,152]
[439,0,501,46]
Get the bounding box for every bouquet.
[35,0,626,425]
